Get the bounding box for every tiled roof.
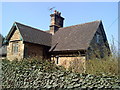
[50,20,101,52]
[15,22,52,46]
[6,20,101,52]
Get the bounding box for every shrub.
[68,37,119,76]
[68,58,85,73]
[68,55,118,76]
[85,57,118,76]
[1,58,120,89]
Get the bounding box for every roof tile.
[50,20,101,52]
[15,22,52,46]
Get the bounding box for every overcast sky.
[1,2,118,48]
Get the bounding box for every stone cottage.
[5,10,110,67]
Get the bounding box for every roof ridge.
[59,20,101,30]
[15,22,52,35]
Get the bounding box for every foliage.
[68,37,119,76]
[85,57,118,76]
[68,56,118,76]
[2,58,120,89]
[68,58,85,73]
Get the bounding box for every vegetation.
[1,57,120,89]
[69,58,85,74]
[69,56,118,76]
[86,57,118,76]
[69,38,119,76]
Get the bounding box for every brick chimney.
[49,10,64,35]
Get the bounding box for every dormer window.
[96,34,100,43]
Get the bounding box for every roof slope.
[9,22,52,46]
[50,20,101,52]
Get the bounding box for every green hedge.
[1,58,120,89]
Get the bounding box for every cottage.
[5,10,110,67]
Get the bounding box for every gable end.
[6,22,23,42]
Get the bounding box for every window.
[96,34,100,43]
[12,42,18,54]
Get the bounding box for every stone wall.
[7,29,24,60]
[86,24,111,59]
[7,28,50,60]
[10,29,21,41]
[24,43,44,59]
[51,56,86,69]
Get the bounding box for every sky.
[1,2,118,48]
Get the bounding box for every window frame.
[96,34,101,44]
[12,42,19,54]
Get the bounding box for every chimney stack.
[49,10,64,35]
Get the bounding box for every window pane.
[12,43,18,54]
[96,34,100,43]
